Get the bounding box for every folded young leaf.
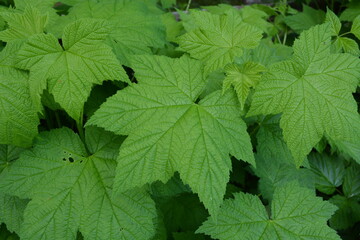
[88,55,255,215]
[248,24,360,166]
[177,10,262,74]
[16,18,129,121]
[197,182,340,240]
[223,62,265,110]
[0,127,156,240]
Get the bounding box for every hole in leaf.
[69,157,74,163]
[62,158,66,161]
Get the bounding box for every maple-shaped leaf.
[223,62,265,110]
[88,55,255,215]
[0,145,28,234]
[16,18,128,122]
[177,10,263,74]
[0,7,47,42]
[53,0,166,65]
[248,24,360,166]
[0,42,39,147]
[0,127,156,240]
[197,182,340,240]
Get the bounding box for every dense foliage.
[0,0,359,239]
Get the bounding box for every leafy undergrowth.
[0,0,359,240]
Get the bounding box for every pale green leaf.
[334,37,360,56]
[325,8,341,36]
[343,163,360,198]
[198,182,339,240]
[0,127,156,240]
[0,43,39,147]
[248,24,360,166]
[309,153,345,195]
[340,2,360,22]
[16,18,128,121]
[235,40,293,67]
[284,5,325,33]
[14,0,60,35]
[88,55,255,215]
[177,10,263,74]
[351,15,360,39]
[54,0,166,65]
[223,62,265,109]
[239,6,275,35]
[0,7,47,42]
[329,195,360,230]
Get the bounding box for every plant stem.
[76,109,85,142]
[339,31,351,37]
[185,0,192,12]
[282,28,288,45]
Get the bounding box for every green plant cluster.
[0,0,359,239]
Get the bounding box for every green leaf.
[158,193,208,234]
[334,37,360,56]
[239,6,275,35]
[343,163,360,198]
[16,18,128,121]
[329,195,360,230]
[160,0,175,9]
[88,55,255,215]
[57,0,166,65]
[223,62,265,110]
[284,5,325,33]
[351,15,360,39]
[248,24,360,166]
[0,43,39,147]
[177,10,262,74]
[0,127,156,240]
[198,182,339,240]
[235,40,293,67]
[340,2,360,22]
[0,145,28,234]
[14,0,60,35]
[255,153,314,201]
[309,153,345,195]
[256,115,295,163]
[0,7,47,42]
[325,8,341,36]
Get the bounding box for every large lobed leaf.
[248,23,360,166]
[198,182,340,240]
[0,127,156,240]
[177,10,263,74]
[16,18,129,121]
[88,55,255,215]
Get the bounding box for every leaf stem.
[339,31,351,37]
[185,0,192,12]
[76,109,85,143]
